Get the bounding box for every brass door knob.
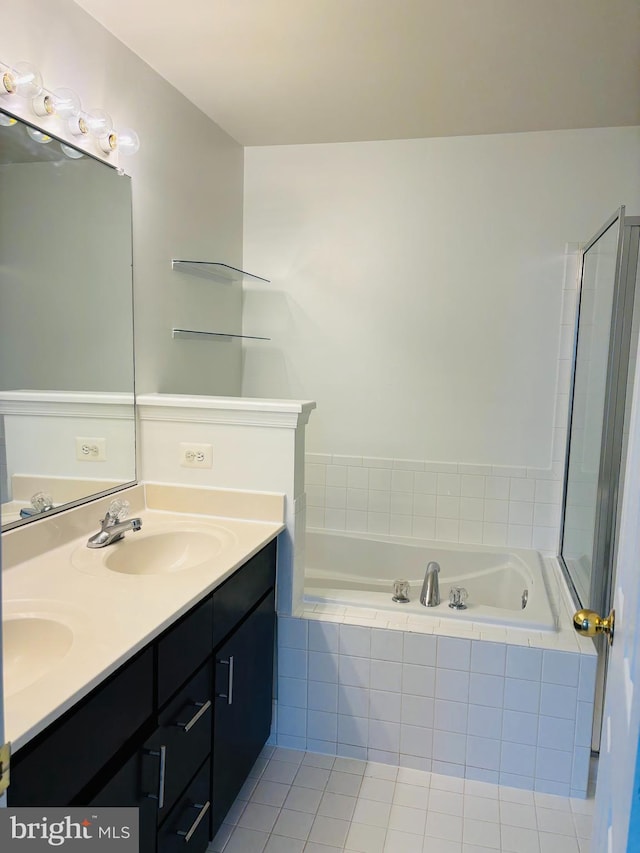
[573,608,615,645]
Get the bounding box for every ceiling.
[73,0,640,147]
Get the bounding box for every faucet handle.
[106,499,130,522]
[31,491,53,512]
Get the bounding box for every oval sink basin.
[3,616,74,697]
[103,530,227,575]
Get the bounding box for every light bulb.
[0,112,17,126]
[3,61,43,98]
[52,88,81,120]
[60,142,84,159]
[32,86,81,120]
[85,108,112,138]
[115,127,140,156]
[26,125,52,144]
[68,113,89,136]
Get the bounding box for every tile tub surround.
[305,454,565,553]
[273,618,597,798]
[210,746,592,853]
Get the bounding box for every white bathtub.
[304,530,557,632]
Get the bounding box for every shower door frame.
[558,207,640,750]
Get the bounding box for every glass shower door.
[560,214,622,609]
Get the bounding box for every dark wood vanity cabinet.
[8,538,277,853]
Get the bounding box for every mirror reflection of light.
[0,112,17,126]
[26,125,52,144]
[60,143,84,160]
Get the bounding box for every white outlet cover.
[76,437,107,461]
[179,442,213,468]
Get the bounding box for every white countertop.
[3,504,283,751]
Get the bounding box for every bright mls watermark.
[0,809,138,851]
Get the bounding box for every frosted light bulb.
[85,108,113,138]
[3,61,43,98]
[115,127,140,156]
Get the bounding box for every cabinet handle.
[217,655,234,705]
[176,801,211,843]
[175,699,212,732]
[144,745,167,809]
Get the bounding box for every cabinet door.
[211,591,275,837]
[89,748,158,853]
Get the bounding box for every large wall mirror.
[0,109,136,530]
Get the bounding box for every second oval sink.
[3,616,74,697]
[103,529,229,575]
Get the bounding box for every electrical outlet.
[76,437,107,461]
[179,442,213,469]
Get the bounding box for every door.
[591,261,640,851]
[211,591,275,837]
[560,209,640,748]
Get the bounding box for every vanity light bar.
[0,59,139,157]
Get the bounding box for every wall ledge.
[136,394,316,429]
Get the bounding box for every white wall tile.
[538,716,575,751]
[434,699,468,733]
[324,508,346,530]
[468,673,504,708]
[435,669,469,703]
[503,678,541,713]
[368,719,401,752]
[369,468,392,490]
[482,523,508,546]
[390,491,413,514]
[279,677,308,709]
[411,515,436,539]
[402,664,436,697]
[404,633,437,666]
[437,474,461,496]
[539,683,577,720]
[509,501,534,525]
[509,478,536,502]
[437,637,471,670]
[371,660,403,692]
[460,497,484,521]
[507,524,533,548]
[542,651,580,687]
[461,475,486,498]
[502,709,539,745]
[307,710,338,743]
[368,490,391,513]
[506,646,542,681]
[371,628,403,661]
[347,488,369,510]
[338,714,369,748]
[279,648,308,679]
[501,741,536,777]
[414,471,437,494]
[308,651,339,683]
[435,518,460,541]
[339,625,371,658]
[367,512,390,535]
[467,704,502,739]
[459,520,484,544]
[436,496,460,518]
[391,470,414,492]
[535,747,573,784]
[413,492,437,516]
[279,617,309,650]
[339,655,371,687]
[369,690,402,723]
[348,466,369,489]
[326,465,348,486]
[484,499,509,523]
[432,731,466,765]
[485,477,510,500]
[338,685,370,718]
[578,656,598,702]
[401,695,434,728]
[467,736,501,771]
[390,514,412,536]
[471,641,506,676]
[308,680,338,713]
[309,621,340,653]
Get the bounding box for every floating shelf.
[171,260,270,283]
[172,329,271,342]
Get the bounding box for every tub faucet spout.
[420,561,441,607]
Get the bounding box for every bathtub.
[304,530,558,632]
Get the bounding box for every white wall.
[243,128,640,469]
[0,0,245,397]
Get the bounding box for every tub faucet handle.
[449,586,468,610]
[392,580,410,603]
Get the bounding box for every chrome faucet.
[19,491,54,518]
[87,499,142,548]
[420,561,441,607]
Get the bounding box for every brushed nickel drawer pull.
[177,800,210,842]
[216,656,234,705]
[144,745,167,809]
[175,700,212,733]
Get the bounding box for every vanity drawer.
[148,660,212,820]
[212,538,276,647]
[158,594,213,706]
[9,647,154,806]
[157,759,211,853]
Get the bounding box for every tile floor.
[208,747,592,853]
